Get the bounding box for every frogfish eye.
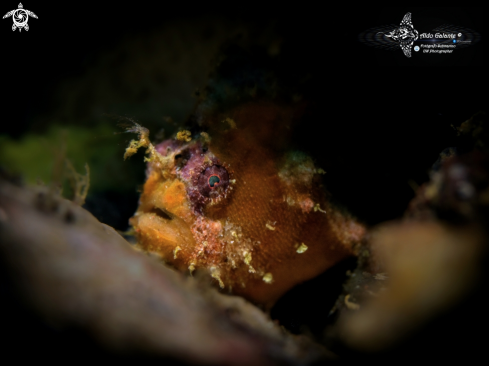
[197,165,229,200]
[208,175,220,188]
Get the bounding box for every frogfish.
[126,100,366,308]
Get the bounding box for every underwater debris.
[176,130,192,142]
[200,131,211,144]
[314,203,327,213]
[453,111,487,148]
[263,273,274,284]
[65,160,90,206]
[223,117,237,129]
[211,267,225,289]
[344,294,360,310]
[296,243,308,253]
[243,251,256,273]
[124,123,151,160]
[173,246,181,259]
[265,222,276,231]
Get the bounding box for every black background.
[1,6,484,136]
[1,6,485,226]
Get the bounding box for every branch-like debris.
[65,159,90,205]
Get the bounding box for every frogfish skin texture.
[129,100,366,308]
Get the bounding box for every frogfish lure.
[126,100,366,308]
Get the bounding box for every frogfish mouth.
[127,100,366,308]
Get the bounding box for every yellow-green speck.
[296,243,308,253]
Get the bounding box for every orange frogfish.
[127,100,366,308]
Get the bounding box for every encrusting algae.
[126,100,366,308]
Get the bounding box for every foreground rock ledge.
[0,177,332,365]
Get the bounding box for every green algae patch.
[0,123,143,194]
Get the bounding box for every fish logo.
[3,3,38,32]
[377,12,419,58]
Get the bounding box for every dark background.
[1,6,484,225]
[0,5,485,363]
